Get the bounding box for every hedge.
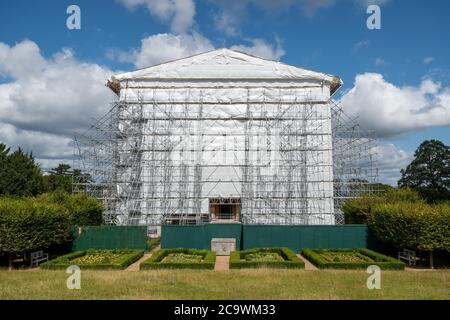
[147,237,161,252]
[0,198,70,268]
[140,248,216,270]
[368,202,450,269]
[343,188,423,224]
[40,249,144,270]
[37,191,103,226]
[230,247,304,269]
[301,248,405,270]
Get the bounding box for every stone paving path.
[214,256,230,271]
[297,254,319,271]
[126,245,160,271]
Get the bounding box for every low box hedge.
[140,248,216,270]
[301,248,405,270]
[230,247,304,269]
[40,249,144,270]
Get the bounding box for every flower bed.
[40,249,144,270]
[230,247,304,269]
[140,248,216,270]
[301,248,405,270]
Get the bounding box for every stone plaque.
[211,238,236,256]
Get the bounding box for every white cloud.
[423,57,435,64]
[210,0,392,35]
[231,37,285,61]
[117,0,195,33]
[355,0,391,7]
[0,40,113,167]
[111,32,214,68]
[375,143,413,186]
[339,73,450,137]
[109,32,285,68]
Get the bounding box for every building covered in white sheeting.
[74,48,376,229]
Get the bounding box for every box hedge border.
[140,248,216,270]
[301,248,405,270]
[40,249,144,270]
[230,247,304,269]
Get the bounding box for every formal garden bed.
[301,248,405,270]
[40,249,144,270]
[140,248,216,270]
[230,247,304,269]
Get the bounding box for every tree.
[43,164,73,193]
[398,140,450,202]
[0,145,44,197]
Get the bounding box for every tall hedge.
[343,188,424,224]
[0,198,70,269]
[37,191,103,226]
[368,202,450,268]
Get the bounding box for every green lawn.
[0,269,449,300]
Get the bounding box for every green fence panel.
[161,223,242,250]
[160,224,372,252]
[71,225,148,251]
[243,225,371,252]
[161,225,207,249]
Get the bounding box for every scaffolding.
[74,88,377,228]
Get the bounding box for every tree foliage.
[0,144,44,197]
[398,139,450,202]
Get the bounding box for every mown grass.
[0,269,449,300]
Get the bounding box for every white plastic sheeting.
[110,49,340,226]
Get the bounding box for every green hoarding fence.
[161,224,373,252]
[161,223,242,250]
[243,225,372,252]
[71,225,148,251]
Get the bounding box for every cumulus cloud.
[131,32,214,68]
[117,0,195,33]
[375,143,413,186]
[108,32,285,68]
[0,40,113,168]
[231,38,285,61]
[339,73,450,137]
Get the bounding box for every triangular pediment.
[112,48,338,80]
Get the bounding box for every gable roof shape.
[108,48,342,94]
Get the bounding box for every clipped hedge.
[301,248,405,270]
[40,249,144,270]
[140,248,215,270]
[37,191,103,226]
[230,247,304,269]
[368,202,450,255]
[343,188,423,224]
[0,198,70,267]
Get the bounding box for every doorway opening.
[209,198,241,222]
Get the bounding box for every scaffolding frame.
[74,88,377,227]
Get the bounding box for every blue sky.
[0,0,449,185]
